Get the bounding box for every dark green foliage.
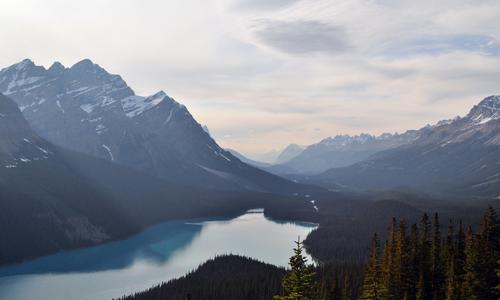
[361,207,499,300]
[119,255,286,300]
[274,239,317,300]
[430,213,444,299]
[360,234,384,300]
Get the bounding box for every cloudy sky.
[1,0,499,161]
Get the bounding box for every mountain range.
[271,132,421,174]
[293,95,500,197]
[0,59,303,194]
[0,89,316,265]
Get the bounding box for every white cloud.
[0,0,499,158]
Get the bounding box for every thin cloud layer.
[253,20,350,54]
[0,0,499,158]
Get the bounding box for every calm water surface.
[0,210,317,300]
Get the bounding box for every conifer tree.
[475,206,499,299]
[396,220,410,299]
[360,234,384,300]
[341,273,351,300]
[430,213,444,299]
[274,238,316,300]
[407,224,420,300]
[417,213,432,300]
[443,221,459,300]
[455,220,466,287]
[444,256,459,300]
[461,226,478,300]
[385,218,399,300]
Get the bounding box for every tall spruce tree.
[274,238,316,300]
[396,220,410,299]
[475,206,499,299]
[461,226,478,300]
[417,213,432,300]
[407,224,420,300]
[444,221,459,300]
[360,234,384,300]
[430,213,444,300]
[385,218,399,300]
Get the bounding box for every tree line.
[275,206,499,300]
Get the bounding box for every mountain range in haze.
[290,96,500,197]
[0,59,305,194]
[226,95,499,198]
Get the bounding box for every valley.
[0,57,498,299]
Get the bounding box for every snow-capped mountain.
[299,96,500,197]
[0,59,301,193]
[0,93,315,264]
[274,132,420,174]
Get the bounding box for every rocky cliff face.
[0,59,302,193]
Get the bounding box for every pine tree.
[443,221,459,300]
[443,221,455,273]
[330,274,341,300]
[341,273,351,300]
[274,238,316,300]
[385,217,399,300]
[455,220,466,288]
[407,224,420,300]
[461,226,478,300]
[475,206,499,299]
[430,213,444,300]
[396,220,410,299]
[417,213,432,300]
[360,233,384,300]
[444,256,459,300]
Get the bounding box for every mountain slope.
[226,148,272,169]
[0,59,304,193]
[300,96,500,197]
[0,93,315,265]
[275,144,305,164]
[274,132,420,174]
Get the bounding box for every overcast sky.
[1,0,499,160]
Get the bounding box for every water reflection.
[0,210,316,300]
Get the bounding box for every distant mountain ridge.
[0,59,304,193]
[275,144,305,164]
[226,148,272,169]
[298,95,500,197]
[273,131,421,174]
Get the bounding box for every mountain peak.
[467,95,500,125]
[70,59,106,74]
[48,61,65,74]
[478,95,500,111]
[16,59,35,70]
[1,59,36,72]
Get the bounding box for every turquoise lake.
[0,210,317,300]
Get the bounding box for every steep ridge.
[0,59,304,193]
[0,94,315,265]
[301,96,500,197]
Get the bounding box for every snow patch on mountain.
[121,91,167,118]
[102,144,114,161]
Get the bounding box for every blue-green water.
[0,210,317,300]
